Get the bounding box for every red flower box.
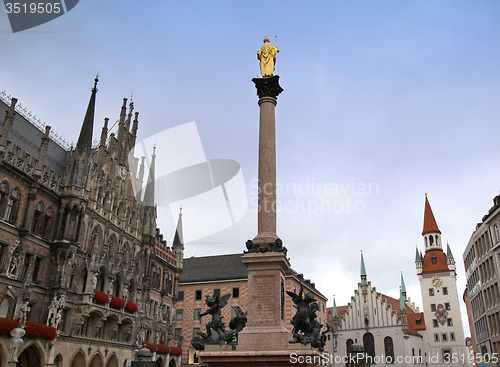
[25,321,57,340]
[0,318,19,336]
[142,341,157,352]
[156,344,170,354]
[171,346,182,355]
[0,318,56,341]
[94,290,109,304]
[125,301,138,313]
[110,296,126,309]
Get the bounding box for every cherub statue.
[287,285,317,338]
[199,294,231,339]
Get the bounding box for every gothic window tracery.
[0,180,9,215]
[4,187,20,224]
[31,201,44,234]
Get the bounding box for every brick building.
[176,253,329,365]
[0,80,183,367]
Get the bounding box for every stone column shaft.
[252,76,283,245]
[257,96,277,242]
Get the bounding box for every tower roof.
[143,146,156,207]
[332,297,338,321]
[76,76,98,156]
[415,246,422,262]
[422,195,441,235]
[421,250,448,273]
[446,242,454,259]
[172,207,184,249]
[400,272,407,297]
[360,251,367,286]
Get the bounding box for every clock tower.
[415,195,466,365]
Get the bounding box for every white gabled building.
[327,196,469,367]
[328,252,426,366]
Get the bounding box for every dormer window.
[431,254,437,265]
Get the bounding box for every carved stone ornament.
[252,75,284,99]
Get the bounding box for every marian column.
[237,37,291,352]
[198,38,320,367]
[252,37,283,245]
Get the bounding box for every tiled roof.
[421,250,448,273]
[422,196,441,235]
[180,253,248,283]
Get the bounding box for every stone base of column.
[198,344,321,367]
[236,325,291,351]
[252,231,279,245]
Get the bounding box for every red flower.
[94,290,109,304]
[0,318,19,336]
[156,344,171,354]
[171,346,182,355]
[142,341,157,352]
[110,296,126,309]
[125,301,138,313]
[25,321,57,340]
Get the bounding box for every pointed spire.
[76,75,98,156]
[117,98,127,142]
[399,272,407,314]
[143,145,156,207]
[422,194,441,235]
[415,246,422,262]
[446,242,454,259]
[172,206,184,249]
[360,250,367,286]
[332,296,338,321]
[400,272,407,299]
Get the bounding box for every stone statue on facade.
[287,285,328,352]
[257,37,279,77]
[47,293,66,329]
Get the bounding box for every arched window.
[130,211,136,227]
[97,186,105,206]
[82,268,88,293]
[429,235,434,246]
[0,180,9,215]
[117,202,124,218]
[384,336,394,363]
[145,213,151,234]
[77,160,85,186]
[363,332,375,359]
[31,201,44,234]
[346,339,354,354]
[42,206,54,237]
[4,188,20,224]
[90,226,101,253]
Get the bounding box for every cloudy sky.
[2,1,500,337]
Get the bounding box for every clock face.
[432,276,443,288]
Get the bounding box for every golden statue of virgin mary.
[257,37,279,77]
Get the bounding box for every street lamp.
[8,327,25,367]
